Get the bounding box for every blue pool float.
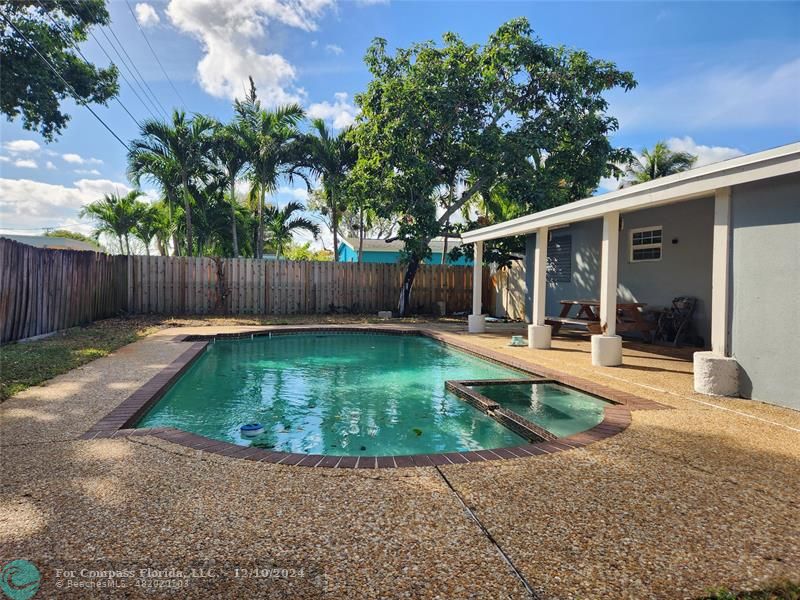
[240,423,265,437]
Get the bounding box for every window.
[629,226,662,262]
[546,234,572,282]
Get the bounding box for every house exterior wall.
[337,244,472,265]
[523,198,715,342]
[729,173,800,407]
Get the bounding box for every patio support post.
[528,227,552,349]
[468,241,485,333]
[694,187,739,395]
[591,211,623,366]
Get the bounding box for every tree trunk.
[181,174,193,257]
[331,184,338,263]
[358,204,364,263]
[441,230,449,265]
[144,240,150,257]
[117,235,124,256]
[172,233,181,257]
[398,253,422,317]
[257,188,264,259]
[125,235,131,256]
[230,176,239,257]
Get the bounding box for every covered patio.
[463,143,800,399]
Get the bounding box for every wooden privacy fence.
[0,238,128,343]
[128,256,488,316]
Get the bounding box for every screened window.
[546,234,572,282]
[630,226,662,262]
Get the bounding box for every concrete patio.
[1,320,798,599]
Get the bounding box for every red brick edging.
[83,326,667,468]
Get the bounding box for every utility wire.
[123,0,186,108]
[65,0,168,120]
[34,0,142,129]
[0,10,130,151]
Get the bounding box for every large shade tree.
[353,18,637,314]
[128,111,216,256]
[0,0,118,140]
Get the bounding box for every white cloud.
[310,39,319,48]
[307,92,358,129]
[4,140,40,153]
[325,43,343,56]
[277,186,309,202]
[74,168,102,176]
[62,153,103,165]
[135,2,161,26]
[0,178,131,232]
[0,156,10,163]
[14,159,38,169]
[46,161,57,170]
[595,137,744,193]
[166,0,334,103]
[612,57,800,131]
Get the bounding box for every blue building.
[337,237,472,265]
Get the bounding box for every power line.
[65,0,168,120]
[34,0,142,129]
[0,10,130,151]
[123,0,186,108]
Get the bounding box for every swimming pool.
[137,333,531,456]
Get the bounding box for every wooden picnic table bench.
[545,299,655,341]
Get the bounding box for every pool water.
[469,383,607,438]
[137,333,529,456]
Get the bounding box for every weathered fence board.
[0,238,128,343]
[127,256,488,317]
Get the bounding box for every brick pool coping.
[82,325,668,468]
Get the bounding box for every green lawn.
[0,317,161,401]
[701,581,800,599]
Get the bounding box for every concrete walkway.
[1,322,798,599]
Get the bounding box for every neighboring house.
[337,237,472,265]
[0,234,98,252]
[462,142,800,410]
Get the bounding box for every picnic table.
[545,299,656,341]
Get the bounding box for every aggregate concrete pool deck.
[1,321,798,599]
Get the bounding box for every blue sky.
[1,0,798,247]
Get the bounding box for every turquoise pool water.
[469,383,607,438]
[137,333,529,456]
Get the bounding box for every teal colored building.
[337,237,472,265]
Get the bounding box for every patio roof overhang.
[462,142,800,243]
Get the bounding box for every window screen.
[546,234,572,282]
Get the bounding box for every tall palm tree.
[623,141,697,186]
[132,202,161,256]
[263,201,320,259]
[128,110,215,256]
[299,119,356,261]
[210,121,249,256]
[235,79,305,258]
[80,190,144,255]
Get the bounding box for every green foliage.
[283,242,332,262]
[699,581,800,600]
[80,189,146,255]
[1,0,118,140]
[263,201,320,259]
[624,141,698,185]
[353,17,636,312]
[44,229,102,250]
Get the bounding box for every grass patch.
[0,317,162,401]
[700,581,800,600]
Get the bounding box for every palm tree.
[623,142,697,186]
[132,202,161,256]
[263,201,320,259]
[237,84,305,258]
[299,119,356,261]
[210,121,249,256]
[128,110,215,256]
[80,190,144,255]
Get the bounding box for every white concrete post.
[468,241,485,333]
[528,227,552,348]
[694,187,739,396]
[591,211,623,366]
